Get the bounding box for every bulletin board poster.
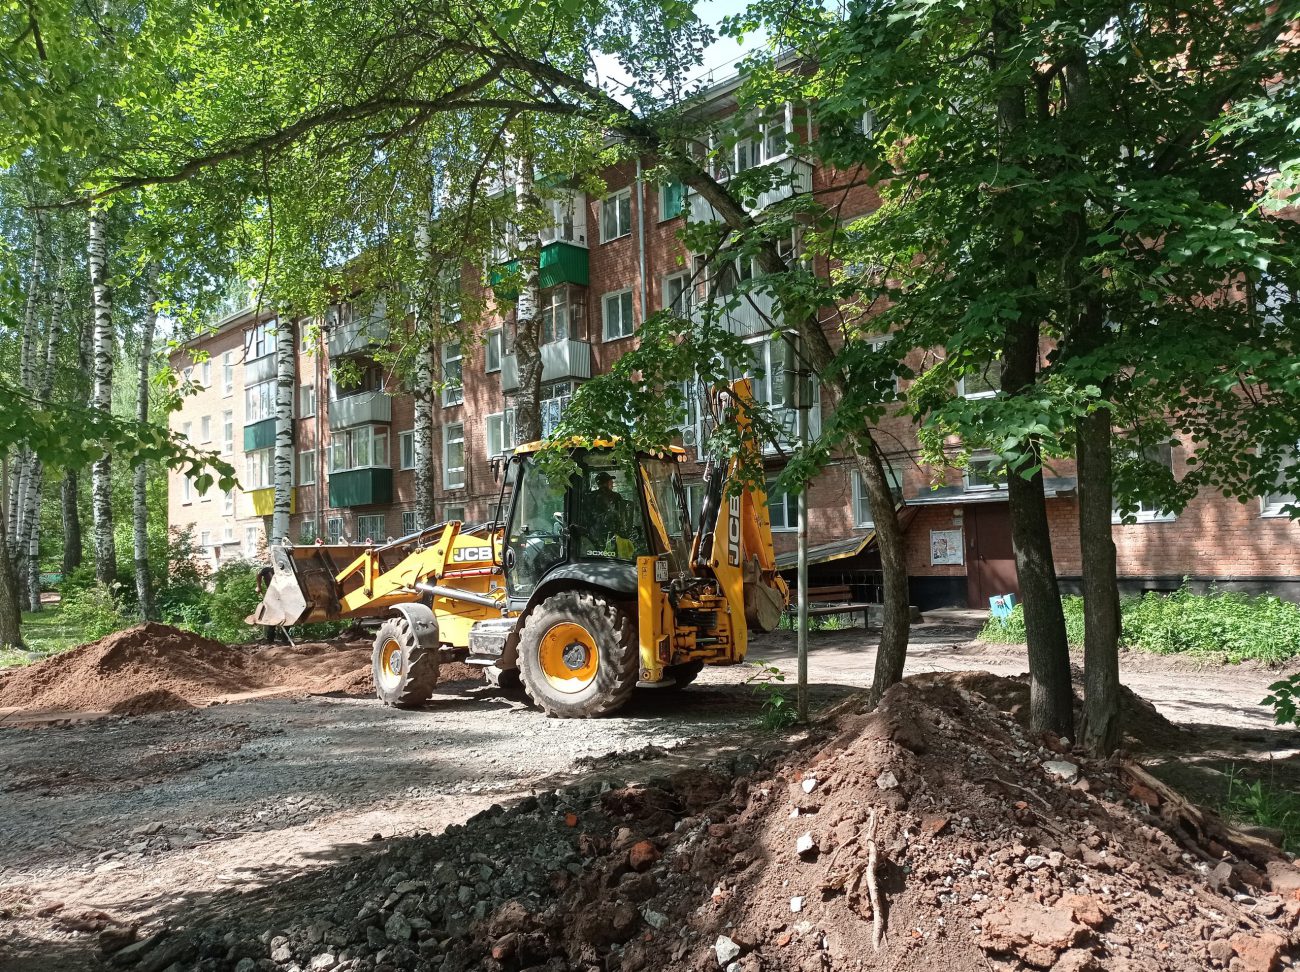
[930,529,964,566]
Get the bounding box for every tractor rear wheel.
[372,615,440,708]
[517,591,637,718]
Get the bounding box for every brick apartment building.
[167,74,1300,609]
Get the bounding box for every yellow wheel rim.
[378,638,403,690]
[537,622,599,694]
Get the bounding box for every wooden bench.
[788,584,879,628]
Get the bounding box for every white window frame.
[399,430,416,470]
[600,188,632,243]
[442,342,464,406]
[401,510,418,536]
[245,378,276,424]
[200,360,211,387]
[222,351,234,395]
[181,420,192,442]
[485,410,516,458]
[223,525,235,544]
[300,384,316,416]
[200,415,212,443]
[443,423,466,490]
[444,505,466,523]
[221,411,234,455]
[1113,443,1178,523]
[244,447,275,490]
[602,289,635,341]
[326,517,344,544]
[963,452,1008,493]
[244,525,261,558]
[766,479,799,532]
[223,488,235,516]
[540,382,574,437]
[328,425,389,473]
[744,335,821,451]
[852,466,903,528]
[664,271,694,318]
[1260,443,1298,517]
[356,514,386,542]
[181,474,193,504]
[957,362,1000,400]
[298,449,316,485]
[245,320,275,361]
[485,328,503,373]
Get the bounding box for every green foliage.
[1261,675,1300,728]
[58,582,130,642]
[1221,765,1300,853]
[745,662,799,731]
[981,588,1300,663]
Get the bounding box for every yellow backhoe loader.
[249,381,788,718]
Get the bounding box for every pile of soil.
[89,671,1300,972]
[0,623,452,718]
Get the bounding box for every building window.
[299,521,317,544]
[223,525,235,544]
[245,448,274,489]
[602,289,635,341]
[664,271,693,318]
[221,411,233,454]
[600,188,632,242]
[443,423,466,489]
[684,482,705,527]
[659,180,685,221]
[542,286,586,344]
[540,382,574,437]
[1114,443,1177,523]
[328,425,389,472]
[444,505,466,523]
[326,517,343,544]
[486,410,516,457]
[244,525,261,558]
[957,361,1001,399]
[200,415,211,442]
[181,420,192,442]
[853,466,903,527]
[199,529,211,547]
[745,335,821,449]
[298,450,316,485]
[245,320,275,361]
[356,514,386,543]
[399,431,416,469]
[245,379,276,423]
[181,474,192,504]
[963,452,1008,492]
[442,343,464,406]
[401,511,417,535]
[329,360,385,401]
[485,328,503,373]
[1261,445,1298,517]
[766,479,799,532]
[300,384,316,416]
[223,488,235,516]
[199,360,211,387]
[725,107,793,177]
[222,351,234,395]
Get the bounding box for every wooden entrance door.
[965,503,1020,607]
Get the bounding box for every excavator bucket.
[247,544,341,627]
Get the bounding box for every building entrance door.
[964,503,1020,607]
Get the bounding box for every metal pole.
[796,360,810,723]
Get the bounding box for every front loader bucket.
[247,544,339,627]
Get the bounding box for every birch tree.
[412,337,436,528]
[512,147,544,444]
[271,316,296,545]
[88,207,116,585]
[8,216,43,585]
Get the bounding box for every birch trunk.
[413,337,435,529]
[271,315,296,545]
[9,219,43,577]
[62,307,91,578]
[88,208,117,585]
[133,268,159,618]
[22,261,65,612]
[512,150,544,444]
[0,491,22,648]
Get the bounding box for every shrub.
[59,582,129,641]
[1262,674,1300,727]
[980,587,1300,662]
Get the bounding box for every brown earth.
[0,623,483,720]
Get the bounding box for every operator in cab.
[587,471,632,556]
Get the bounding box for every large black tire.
[663,659,704,690]
[372,615,439,708]
[516,591,638,718]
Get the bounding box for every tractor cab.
[500,444,693,610]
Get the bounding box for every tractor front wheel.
[372,615,440,708]
[517,591,637,718]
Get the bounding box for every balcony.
[329,467,393,508]
[500,339,593,393]
[243,417,277,451]
[490,241,590,298]
[328,392,392,430]
[687,156,813,224]
[243,486,297,518]
[245,353,277,384]
[328,309,390,358]
[696,288,777,337]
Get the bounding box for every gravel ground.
[1,612,1295,969]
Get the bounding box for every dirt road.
[1,615,1295,969]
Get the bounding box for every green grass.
[0,604,95,669]
[980,587,1300,663]
[1221,764,1300,853]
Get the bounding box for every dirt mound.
[99,671,1299,972]
[107,689,196,716]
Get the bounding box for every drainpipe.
[635,158,648,323]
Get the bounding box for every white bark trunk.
[88,207,116,585]
[133,267,159,618]
[271,315,296,545]
[413,338,435,529]
[512,151,543,444]
[22,260,64,613]
[9,219,43,568]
